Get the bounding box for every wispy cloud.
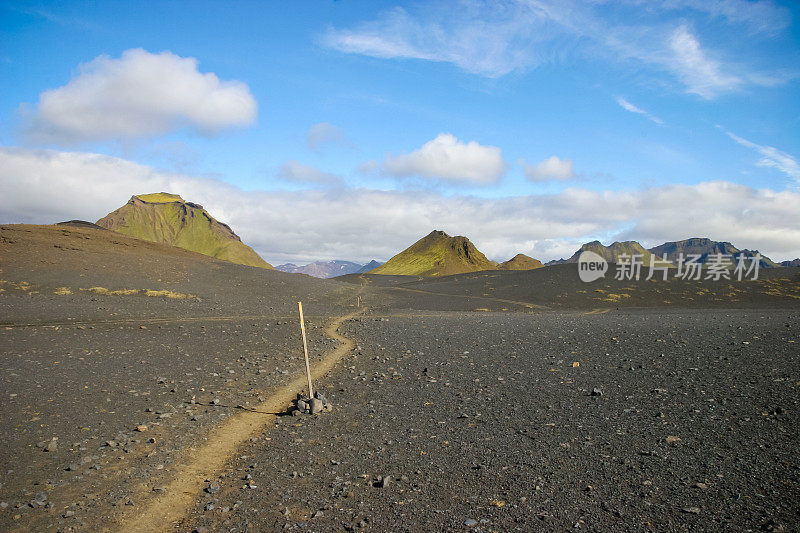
[655,0,790,36]
[614,96,664,125]
[278,160,343,187]
[520,156,576,182]
[666,25,742,99]
[720,126,800,183]
[321,1,791,98]
[306,122,354,152]
[321,4,563,78]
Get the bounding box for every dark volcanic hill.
[649,237,779,268]
[498,253,544,270]
[96,192,272,269]
[369,230,498,277]
[782,258,800,267]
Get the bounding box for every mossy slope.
[498,253,544,270]
[96,193,273,269]
[369,230,497,276]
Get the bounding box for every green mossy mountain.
[96,193,273,269]
[369,230,498,277]
[498,253,544,270]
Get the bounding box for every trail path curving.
[115,307,364,532]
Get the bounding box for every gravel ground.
[2,225,798,532]
[183,309,799,532]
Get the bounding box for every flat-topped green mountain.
[498,253,544,270]
[369,230,497,276]
[96,193,273,269]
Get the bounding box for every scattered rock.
[591,388,603,397]
[682,507,701,514]
[464,518,478,527]
[309,398,323,414]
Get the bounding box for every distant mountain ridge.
[545,237,781,268]
[369,230,497,276]
[649,238,779,268]
[356,260,383,273]
[96,193,273,269]
[275,260,382,278]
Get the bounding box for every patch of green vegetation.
[77,287,196,298]
[136,192,184,203]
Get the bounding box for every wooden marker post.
[297,302,314,398]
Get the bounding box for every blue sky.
[2,0,800,263]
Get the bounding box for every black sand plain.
[1,224,798,532]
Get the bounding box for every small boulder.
[309,398,323,414]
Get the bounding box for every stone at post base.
[309,398,323,414]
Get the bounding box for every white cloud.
[3,147,800,263]
[520,156,575,182]
[23,48,257,144]
[278,160,343,186]
[306,122,353,152]
[614,96,664,125]
[382,133,505,184]
[667,25,742,99]
[720,127,800,183]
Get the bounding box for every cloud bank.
[3,147,799,264]
[23,48,257,144]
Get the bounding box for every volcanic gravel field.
[182,309,799,532]
[1,224,799,532]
